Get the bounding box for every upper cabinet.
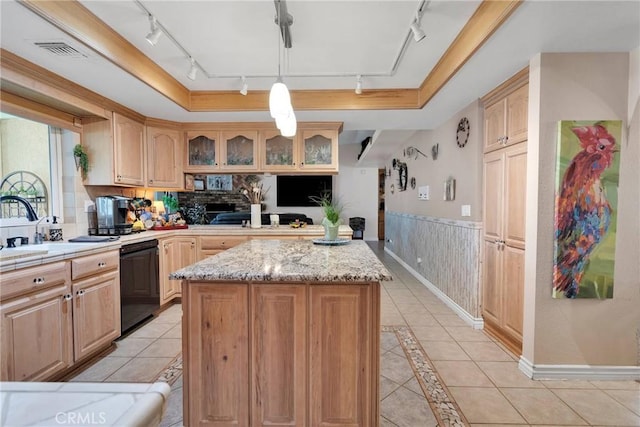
[483,83,528,153]
[260,130,298,172]
[300,130,338,171]
[185,131,220,172]
[147,126,183,188]
[83,112,146,187]
[220,131,258,171]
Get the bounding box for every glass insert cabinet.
[185,125,340,173]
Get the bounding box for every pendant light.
[269,0,295,135]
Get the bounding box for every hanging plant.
[73,144,89,180]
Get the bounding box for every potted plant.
[73,144,89,179]
[311,191,343,240]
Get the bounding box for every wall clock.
[456,117,470,148]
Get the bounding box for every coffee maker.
[95,196,133,235]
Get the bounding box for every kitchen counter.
[0,225,352,273]
[0,381,170,426]
[177,238,388,426]
[170,238,391,282]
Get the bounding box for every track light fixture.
[240,77,248,96]
[355,75,363,95]
[409,14,426,42]
[187,58,198,80]
[145,15,163,46]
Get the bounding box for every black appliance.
[119,239,159,334]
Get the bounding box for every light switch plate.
[418,185,430,200]
[461,205,471,217]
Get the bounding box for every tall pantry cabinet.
[481,68,528,355]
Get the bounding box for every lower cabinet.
[183,282,378,427]
[0,251,121,381]
[160,237,196,304]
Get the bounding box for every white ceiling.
[1,0,639,164]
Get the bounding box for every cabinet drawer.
[0,261,69,301]
[199,236,248,250]
[71,251,119,281]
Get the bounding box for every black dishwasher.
[120,239,159,334]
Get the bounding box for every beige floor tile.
[401,377,424,396]
[108,337,155,357]
[477,361,544,388]
[501,388,587,425]
[390,294,424,304]
[470,425,528,427]
[153,310,182,324]
[403,312,440,327]
[380,416,399,426]
[381,351,415,385]
[386,289,415,298]
[69,357,131,382]
[105,357,173,382]
[444,326,492,342]
[137,338,182,358]
[381,332,400,352]
[128,321,176,339]
[449,386,526,424]
[422,341,471,361]
[602,389,640,416]
[590,380,640,390]
[431,361,493,387]
[380,375,402,400]
[551,388,640,426]
[412,325,454,341]
[423,304,456,314]
[458,341,513,362]
[381,312,406,325]
[394,303,429,314]
[540,380,596,389]
[433,313,468,327]
[381,386,438,427]
[162,324,182,339]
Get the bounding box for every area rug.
[154,326,468,426]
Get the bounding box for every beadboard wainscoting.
[384,211,483,325]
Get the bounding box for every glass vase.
[322,217,340,240]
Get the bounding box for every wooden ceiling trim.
[417,0,523,108]
[18,0,191,110]
[1,90,80,131]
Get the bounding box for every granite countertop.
[0,381,170,426]
[170,239,392,283]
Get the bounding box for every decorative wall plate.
[456,117,470,148]
[410,177,416,189]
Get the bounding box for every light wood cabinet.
[184,131,220,172]
[82,112,146,186]
[160,237,196,304]
[147,126,183,188]
[260,130,298,172]
[483,83,528,153]
[197,236,248,261]
[182,281,378,427]
[482,138,527,354]
[0,250,120,381]
[300,129,339,171]
[221,131,258,171]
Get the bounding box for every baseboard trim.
[384,247,484,329]
[519,356,640,380]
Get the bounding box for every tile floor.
[69,242,640,427]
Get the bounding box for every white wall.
[524,52,639,367]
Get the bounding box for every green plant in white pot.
[311,192,343,241]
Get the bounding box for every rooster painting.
[553,121,621,299]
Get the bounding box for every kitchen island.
[170,239,391,427]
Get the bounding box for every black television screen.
[277,175,332,207]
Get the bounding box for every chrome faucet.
[0,195,39,222]
[33,216,48,244]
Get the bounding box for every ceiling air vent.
[34,42,87,58]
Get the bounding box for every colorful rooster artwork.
[553,121,622,299]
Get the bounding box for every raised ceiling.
[1,0,639,162]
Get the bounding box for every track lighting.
[145,15,163,46]
[409,19,426,42]
[355,75,363,95]
[240,77,248,96]
[187,58,198,80]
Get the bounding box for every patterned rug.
[155,326,468,426]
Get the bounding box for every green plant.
[162,193,179,213]
[310,191,343,224]
[73,144,89,179]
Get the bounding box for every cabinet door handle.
[97,261,106,268]
[32,277,45,284]
[63,293,73,301]
[76,290,85,296]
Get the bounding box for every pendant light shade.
[269,80,291,119]
[280,110,297,137]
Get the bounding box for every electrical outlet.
[417,257,422,264]
[418,185,430,200]
[461,205,471,217]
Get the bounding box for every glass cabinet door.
[221,131,258,170]
[185,131,220,171]
[261,130,297,171]
[300,130,338,170]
